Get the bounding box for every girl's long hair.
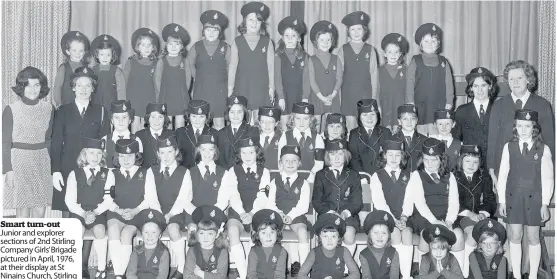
[376,149,409,170]
[161,36,188,58]
[234,146,265,165]
[187,220,229,250]
[416,152,451,179]
[251,222,283,246]
[287,113,319,132]
[511,120,544,151]
[237,13,269,36]
[77,148,107,168]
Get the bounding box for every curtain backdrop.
[2,1,70,217]
[303,1,539,80]
[538,1,555,107]
[70,1,291,66]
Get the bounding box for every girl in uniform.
[175,100,217,169]
[454,145,496,277]
[228,1,275,119]
[125,210,170,279]
[103,100,143,168]
[406,138,465,271]
[258,106,282,171]
[224,136,270,279]
[124,28,159,133]
[51,66,110,217]
[497,109,554,279]
[379,33,409,133]
[313,139,363,257]
[266,145,312,276]
[187,10,230,130]
[469,219,507,279]
[3,67,55,218]
[155,23,191,129]
[360,210,400,279]
[277,102,324,183]
[339,11,379,131]
[135,103,174,168]
[274,16,309,129]
[106,139,159,279]
[247,209,287,279]
[347,99,390,181]
[52,31,90,107]
[370,139,414,279]
[417,224,464,279]
[308,21,342,119]
[297,213,360,279]
[184,205,229,279]
[216,96,258,169]
[393,104,427,172]
[146,135,190,279]
[406,23,455,136]
[321,113,347,141]
[90,34,125,110]
[65,137,112,279]
[432,109,461,171]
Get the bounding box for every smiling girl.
[53,31,90,107]
[90,34,125,110]
[360,210,400,279]
[135,103,174,169]
[247,209,287,279]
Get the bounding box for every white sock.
[417,249,427,269]
[121,244,133,274]
[94,237,108,272]
[171,239,186,275]
[230,243,247,279]
[463,243,476,277]
[529,244,541,279]
[343,242,357,256]
[509,242,522,279]
[393,244,413,279]
[450,250,465,272]
[298,243,310,265]
[108,240,122,275]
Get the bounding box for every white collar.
[261,131,275,138]
[150,128,163,137]
[329,166,343,174]
[198,161,216,174]
[242,163,257,173]
[401,130,414,137]
[293,128,312,139]
[384,165,400,174]
[160,161,178,173]
[230,123,242,130]
[511,91,531,104]
[473,98,490,108]
[518,138,533,146]
[281,172,298,182]
[120,165,139,175]
[75,100,89,111]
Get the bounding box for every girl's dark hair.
[112,152,143,168]
[346,24,370,42]
[503,60,537,92]
[237,13,269,36]
[465,75,498,99]
[94,42,119,65]
[417,152,451,179]
[418,34,442,54]
[312,30,337,50]
[183,112,214,128]
[235,145,265,165]
[194,143,220,163]
[317,227,343,246]
[224,104,250,125]
[251,222,283,246]
[132,35,159,61]
[276,27,306,57]
[161,35,188,58]
[376,149,409,170]
[456,152,482,173]
[11,66,50,99]
[357,110,381,128]
[202,24,225,41]
[187,220,229,250]
[70,74,98,94]
[143,113,171,129]
[324,122,348,140]
[511,121,544,150]
[64,37,89,63]
[156,144,183,165]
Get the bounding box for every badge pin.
[122,104,127,111]
[328,24,332,29]
[365,53,370,59]
[210,210,215,217]
[234,97,239,104]
[180,62,184,69]
[478,68,483,74]
[198,108,203,114]
[333,65,336,71]
[151,68,155,74]
[166,139,171,146]
[101,172,106,179]
[294,147,298,153]
[210,255,215,262]
[262,46,266,53]
[162,104,166,111]
[293,19,298,25]
[126,146,131,153]
[534,153,539,160]
[360,14,364,20]
[402,175,407,181]
[220,46,225,53]
[441,62,445,68]
[249,139,253,146]
[339,142,343,148]
[454,150,459,156]
[488,220,493,228]
[139,172,143,178]
[101,141,105,149]
[345,188,350,197]
[335,218,340,225]
[270,213,275,220]
[386,257,391,265]
[397,36,402,42]
[435,227,440,235]
[83,68,88,73]
[492,262,497,270]
[174,26,179,32]
[254,173,259,179]
[383,214,388,221]
[309,143,313,150]
[275,141,279,146]
[432,25,436,31]
[214,13,218,20]
[336,258,341,265]
[260,5,264,11]
[474,146,479,152]
[269,110,273,117]
[400,72,404,77]
[104,35,108,40]
[294,188,299,194]
[76,32,81,36]
[213,181,218,187]
[211,136,215,142]
[525,113,531,120]
[153,256,158,264]
[272,256,277,263]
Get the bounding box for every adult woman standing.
[2,67,55,218]
[51,66,110,217]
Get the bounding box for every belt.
[11,142,48,150]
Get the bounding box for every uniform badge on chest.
[333,65,336,71]
[308,143,313,150]
[180,62,185,69]
[220,46,225,54]
[294,187,299,194]
[150,68,155,75]
[441,62,445,68]
[345,188,350,197]
[138,172,143,180]
[213,181,218,188]
[153,256,158,264]
[254,173,259,179]
[272,256,277,263]
[492,262,497,270]
[300,60,304,67]
[365,53,370,60]
[402,175,407,182]
[262,46,266,53]
[386,257,391,265]
[210,255,215,262]
[400,72,404,77]
[336,258,341,265]
[454,150,459,156]
[534,153,539,160]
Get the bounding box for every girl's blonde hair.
[287,113,319,131]
[77,148,107,168]
[187,220,229,250]
[367,224,391,247]
[324,149,352,167]
[475,231,503,255]
[133,35,158,61]
[429,237,451,251]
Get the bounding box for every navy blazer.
[348,125,390,177]
[452,100,493,166]
[312,167,363,216]
[176,125,217,168]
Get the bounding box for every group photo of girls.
[2,1,555,279]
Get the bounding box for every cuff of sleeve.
[458,209,472,217]
[479,211,490,217]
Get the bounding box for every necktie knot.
[86,168,95,186]
[368,129,373,136]
[390,170,397,181]
[89,168,96,176]
[515,99,523,109]
[431,173,440,183]
[233,128,238,135]
[195,129,201,139]
[125,170,131,180]
[299,132,306,146]
[264,136,270,148]
[154,133,159,139]
[284,177,291,191]
[334,169,340,178]
[480,104,485,114]
[467,175,472,182]
[164,166,170,179]
[405,136,411,143]
[81,107,86,117]
[247,167,251,174]
[118,135,124,140]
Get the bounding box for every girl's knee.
[93,225,107,238]
[167,225,182,241]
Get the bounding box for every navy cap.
[423,224,456,245]
[341,11,370,27]
[131,28,160,54]
[280,145,301,158]
[115,139,140,154]
[278,16,306,36]
[460,145,480,156]
[61,31,90,56]
[434,109,454,121]
[197,134,217,146]
[465,67,497,84]
[415,23,443,45]
[326,113,345,125]
[258,106,281,121]
[162,23,190,45]
[91,34,121,59]
[137,209,166,232]
[111,100,134,117]
[314,213,346,237]
[422,138,445,156]
[291,102,314,115]
[71,67,98,82]
[252,209,284,231]
[515,109,538,122]
[381,33,409,54]
[325,139,347,151]
[192,205,227,229]
[357,99,378,114]
[82,137,105,150]
[472,219,506,244]
[363,210,395,234]
[146,103,167,115]
[237,136,259,148]
[382,138,404,151]
[240,2,270,21]
[227,96,248,107]
[187,100,210,115]
[200,10,229,29]
[156,135,177,149]
[309,20,338,44]
[397,104,417,117]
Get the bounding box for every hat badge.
[234,97,239,104]
[104,35,108,40]
[488,220,493,228]
[294,147,298,153]
[432,25,436,31]
[139,172,143,178]
[153,256,158,264]
[76,32,81,36]
[435,227,440,235]
[446,111,451,118]
[249,139,253,146]
[83,68,88,73]
[335,218,340,225]
[339,142,343,148]
[293,19,298,25]
[214,13,218,20]
[213,181,218,187]
[126,146,131,153]
[360,14,364,20]
[148,211,154,219]
[384,214,388,221]
[268,110,273,117]
[270,212,275,220]
[162,104,166,112]
[400,72,404,77]
[386,257,391,265]
[148,29,153,34]
[272,256,277,263]
[413,107,416,112]
[429,148,434,154]
[260,5,265,11]
[304,107,309,114]
[211,136,215,142]
[198,107,203,114]
[210,210,215,217]
[328,24,332,29]
[166,139,171,146]
[492,262,497,270]
[478,68,483,74]
[174,26,179,32]
[525,112,531,120]
[122,104,127,111]
[474,146,479,152]
[336,258,341,265]
[397,36,402,42]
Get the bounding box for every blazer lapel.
[358,127,373,149]
[325,168,339,186]
[186,126,196,145]
[337,168,350,186]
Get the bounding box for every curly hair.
[11,66,50,99]
[465,75,498,100]
[346,25,370,42]
[93,42,119,65]
[112,152,143,168]
[161,36,187,58]
[143,113,171,130]
[63,37,89,63]
[376,149,409,170]
[76,148,107,168]
[417,152,451,179]
[312,30,337,50]
[251,222,283,246]
[187,220,229,250]
[224,103,250,125]
[70,69,98,94]
[237,13,269,36]
[503,60,537,92]
[132,35,159,61]
[511,120,544,151]
[235,145,265,165]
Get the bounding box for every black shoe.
[106,261,114,274]
[82,264,90,279]
[290,262,301,277]
[170,270,183,279]
[522,273,529,279]
[411,262,419,277]
[228,268,240,279]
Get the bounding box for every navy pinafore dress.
[158,57,189,116]
[192,40,228,117]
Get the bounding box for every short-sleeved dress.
[126,57,157,116]
[2,98,54,209]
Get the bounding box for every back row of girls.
[51,1,455,135]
